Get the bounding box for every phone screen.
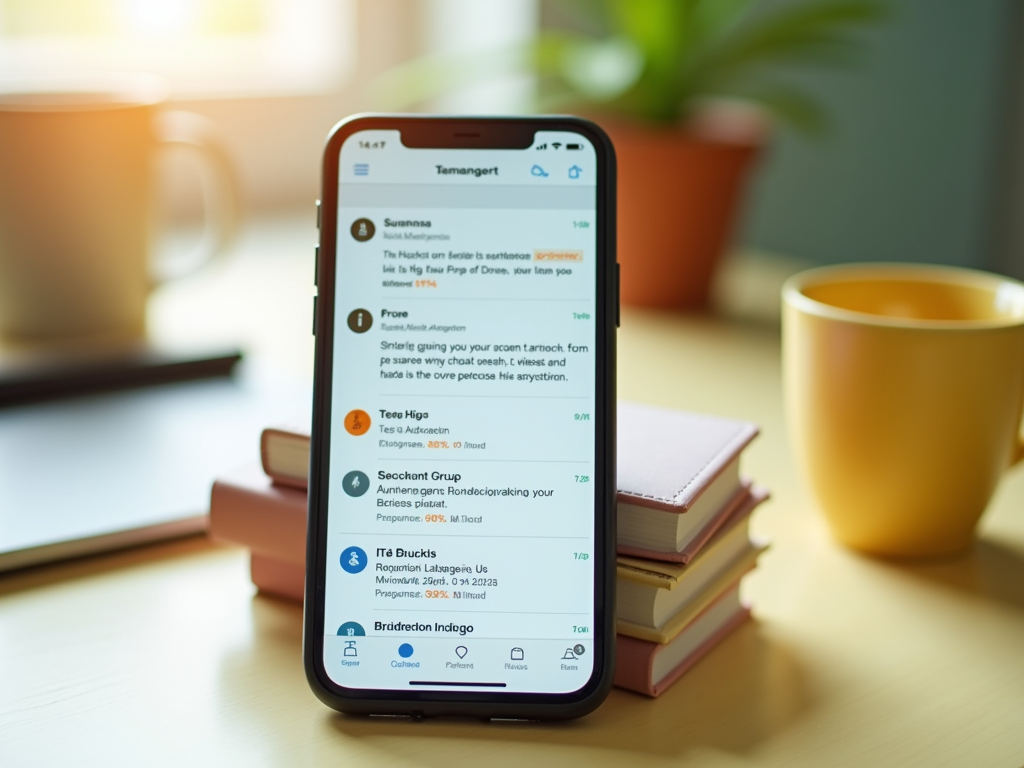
[322,127,600,694]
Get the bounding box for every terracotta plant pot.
[602,107,766,309]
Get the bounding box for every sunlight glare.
[116,0,200,38]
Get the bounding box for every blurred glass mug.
[0,75,238,349]
[783,264,1024,557]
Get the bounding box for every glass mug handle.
[151,110,240,284]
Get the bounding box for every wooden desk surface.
[3,245,1024,766]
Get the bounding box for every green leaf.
[696,1,886,82]
[689,0,759,45]
[712,83,831,134]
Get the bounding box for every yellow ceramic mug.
[0,75,239,349]
[783,264,1024,557]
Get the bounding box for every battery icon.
[566,143,582,150]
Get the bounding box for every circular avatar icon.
[337,621,366,636]
[340,545,368,574]
[344,409,371,436]
[351,218,375,242]
[347,308,372,333]
[573,643,586,656]
[398,643,414,658]
[342,470,369,497]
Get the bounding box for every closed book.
[616,402,759,561]
[616,494,768,633]
[617,557,756,645]
[614,583,749,698]
[250,552,305,602]
[209,464,307,566]
[209,465,308,601]
[260,426,311,491]
[260,401,760,561]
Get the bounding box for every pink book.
[259,426,310,491]
[209,465,308,600]
[209,464,306,566]
[250,552,305,603]
[614,582,750,697]
[258,402,760,562]
[617,484,768,563]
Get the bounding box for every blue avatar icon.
[337,621,366,636]
[398,643,414,658]
[340,546,367,574]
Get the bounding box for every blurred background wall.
[739,0,1024,279]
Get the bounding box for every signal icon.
[535,143,548,150]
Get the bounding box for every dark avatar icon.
[351,218,375,241]
[347,308,372,333]
[342,470,369,497]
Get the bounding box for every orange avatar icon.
[344,409,371,436]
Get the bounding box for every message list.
[322,136,600,693]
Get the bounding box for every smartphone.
[303,115,617,720]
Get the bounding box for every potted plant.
[376,0,885,308]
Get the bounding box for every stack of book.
[209,402,768,698]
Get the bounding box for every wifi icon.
[552,142,563,149]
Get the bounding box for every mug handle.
[151,110,241,284]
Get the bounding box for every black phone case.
[303,114,617,720]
